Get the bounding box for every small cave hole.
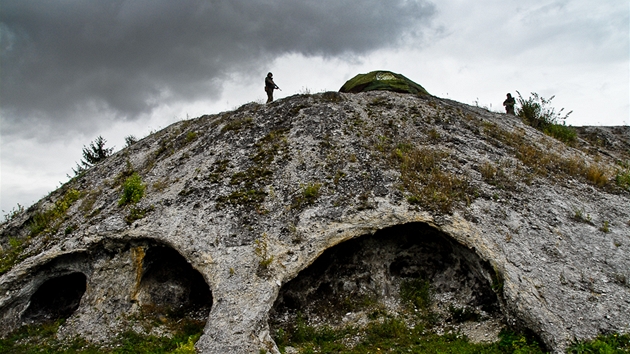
[22,272,87,324]
[138,246,212,318]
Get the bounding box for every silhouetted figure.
[265,72,280,103]
[503,93,515,115]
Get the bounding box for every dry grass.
[483,122,619,191]
[392,146,473,213]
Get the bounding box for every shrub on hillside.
[119,173,145,206]
[516,91,576,145]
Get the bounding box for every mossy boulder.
[339,70,429,95]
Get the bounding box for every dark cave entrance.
[22,272,87,324]
[137,245,213,317]
[270,222,503,336]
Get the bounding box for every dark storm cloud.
[0,0,435,138]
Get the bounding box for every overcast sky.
[1,0,628,214]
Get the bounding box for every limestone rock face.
[1,91,629,353]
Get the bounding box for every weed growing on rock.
[255,233,274,275]
[29,188,82,236]
[79,189,100,218]
[125,206,154,225]
[0,237,27,275]
[290,182,323,209]
[119,173,145,206]
[0,317,205,354]
[516,91,575,145]
[599,221,611,233]
[571,208,593,225]
[394,146,473,213]
[207,159,230,183]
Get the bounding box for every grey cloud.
[1,0,435,139]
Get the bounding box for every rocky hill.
[1,90,629,353]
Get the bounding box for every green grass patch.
[292,182,322,209]
[0,318,205,354]
[29,189,82,237]
[567,333,630,353]
[274,317,547,354]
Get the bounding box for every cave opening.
[22,272,87,324]
[137,245,213,318]
[270,222,505,346]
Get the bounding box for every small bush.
[119,173,145,206]
[516,91,575,145]
[292,182,322,208]
[571,208,593,225]
[255,233,274,274]
[616,162,630,191]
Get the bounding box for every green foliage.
[516,91,575,145]
[0,237,27,275]
[0,318,204,354]
[185,131,198,143]
[616,162,630,191]
[571,208,593,225]
[118,173,145,206]
[567,333,630,353]
[302,183,321,203]
[29,189,82,236]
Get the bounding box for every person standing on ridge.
[265,72,280,103]
[503,93,516,115]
